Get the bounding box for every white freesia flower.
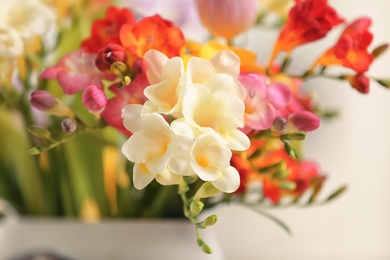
[187,51,246,100]
[144,54,185,117]
[182,83,249,151]
[190,133,240,193]
[0,25,23,58]
[0,0,55,40]
[122,49,250,192]
[121,110,180,189]
[143,49,246,118]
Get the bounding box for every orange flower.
[231,137,324,203]
[81,6,136,52]
[269,0,344,66]
[312,17,374,73]
[119,15,185,61]
[261,152,324,204]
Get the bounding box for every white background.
[209,1,390,259]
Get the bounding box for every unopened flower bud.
[132,59,148,75]
[195,182,221,199]
[30,90,58,111]
[196,0,259,40]
[273,116,287,132]
[371,43,389,59]
[28,125,52,139]
[197,215,218,229]
[198,239,213,254]
[190,200,204,217]
[82,85,107,113]
[288,111,320,132]
[346,73,370,94]
[61,118,77,134]
[95,43,127,71]
[30,90,74,117]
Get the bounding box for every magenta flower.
[238,73,292,133]
[288,111,320,132]
[275,87,320,132]
[40,49,115,95]
[30,90,73,117]
[82,85,107,113]
[30,90,58,111]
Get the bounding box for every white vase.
[0,217,225,260]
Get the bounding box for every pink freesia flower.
[276,87,320,132]
[82,85,107,113]
[102,74,149,136]
[238,73,292,133]
[40,50,115,95]
[196,0,259,40]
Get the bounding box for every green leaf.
[325,186,348,203]
[376,79,390,88]
[307,176,326,204]
[280,131,306,141]
[248,207,292,236]
[283,141,299,159]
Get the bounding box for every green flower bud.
[194,182,221,200]
[190,200,204,217]
[197,239,213,254]
[28,125,52,139]
[197,215,218,229]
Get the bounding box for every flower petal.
[191,160,221,181]
[227,129,250,151]
[212,166,240,193]
[246,103,276,130]
[266,82,292,110]
[187,56,216,83]
[122,104,143,133]
[156,169,183,186]
[144,49,169,84]
[210,50,240,77]
[133,163,156,190]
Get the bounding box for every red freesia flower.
[81,6,136,53]
[346,73,370,94]
[95,43,128,71]
[102,74,149,136]
[119,15,185,61]
[231,137,324,204]
[312,17,374,73]
[269,0,344,65]
[261,151,324,204]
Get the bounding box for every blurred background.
[210,1,390,259]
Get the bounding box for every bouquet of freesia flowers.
[1,0,389,254]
